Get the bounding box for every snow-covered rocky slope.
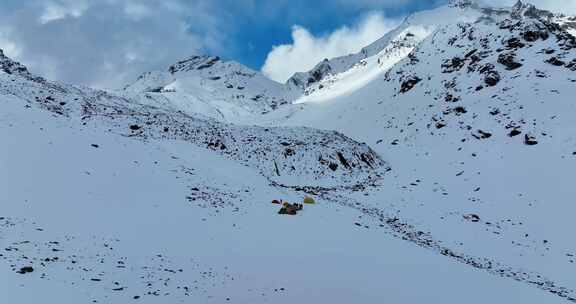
[3,42,557,304]
[0,50,385,189]
[3,0,576,303]
[1,95,563,304]
[286,0,484,102]
[266,0,576,302]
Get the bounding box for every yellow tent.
[303,196,316,204]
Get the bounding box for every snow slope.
[0,78,567,304]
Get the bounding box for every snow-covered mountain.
[3,0,576,303]
[122,55,300,122]
[285,0,483,100]
[0,53,386,188]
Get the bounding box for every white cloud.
[0,0,225,89]
[262,12,398,83]
[335,0,412,9]
[0,28,22,59]
[39,0,89,24]
[124,1,152,21]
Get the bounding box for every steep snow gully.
[3,1,576,303]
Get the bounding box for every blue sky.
[0,0,572,88]
[214,0,445,70]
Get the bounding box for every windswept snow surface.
[3,1,576,303]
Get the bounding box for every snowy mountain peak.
[123,54,300,120]
[285,1,485,99]
[512,0,532,12]
[510,0,553,19]
[287,59,332,90]
[167,55,223,74]
[1,49,32,79]
[0,48,50,86]
[284,0,576,103]
[448,0,478,9]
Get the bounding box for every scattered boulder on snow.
[441,57,466,73]
[479,64,501,86]
[463,214,481,223]
[436,121,447,129]
[17,266,34,274]
[546,57,566,66]
[328,163,338,171]
[484,71,501,86]
[505,37,526,49]
[498,52,523,70]
[524,134,539,145]
[508,129,522,137]
[399,76,422,93]
[566,59,576,71]
[522,29,549,42]
[453,106,467,115]
[472,130,492,139]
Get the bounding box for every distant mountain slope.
[0,50,387,189]
[285,0,483,99]
[123,55,301,121]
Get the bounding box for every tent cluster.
[272,196,316,216]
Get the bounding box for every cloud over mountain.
[0,0,221,89]
[262,12,398,83]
